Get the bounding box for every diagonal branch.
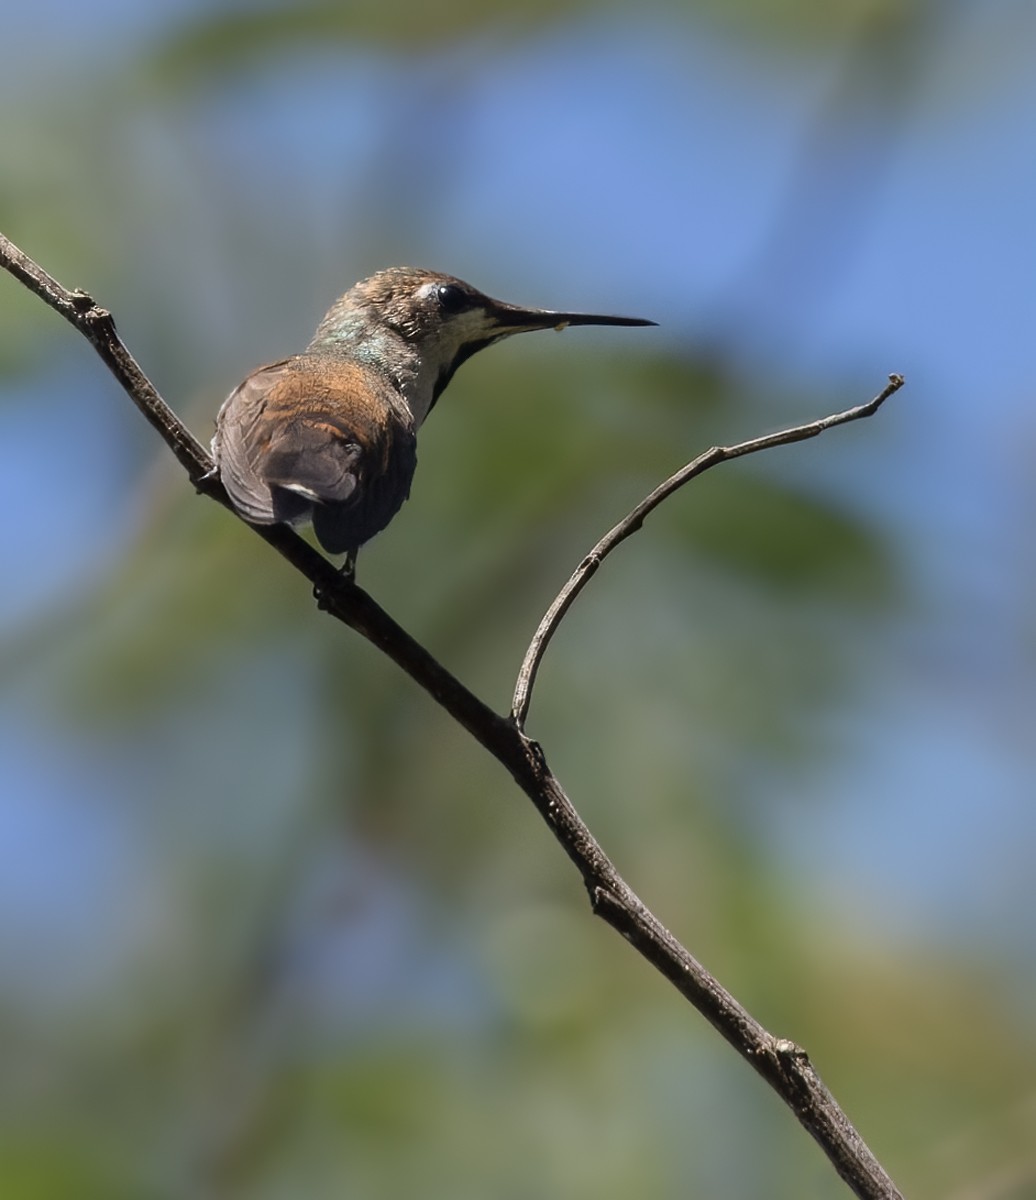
[512,374,904,729]
[0,231,905,1200]
[0,237,214,484]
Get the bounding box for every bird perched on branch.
[213,267,654,571]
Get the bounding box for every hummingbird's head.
[311,267,655,426]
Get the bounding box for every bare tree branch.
[0,231,905,1200]
[511,374,905,728]
[0,237,213,484]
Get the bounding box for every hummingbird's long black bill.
[488,301,657,334]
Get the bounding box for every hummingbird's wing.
[213,356,417,555]
[214,358,367,525]
[262,420,362,505]
[213,360,302,525]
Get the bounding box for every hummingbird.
[213,267,654,570]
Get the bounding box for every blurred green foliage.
[2,2,1034,1199]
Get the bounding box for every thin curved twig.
[0,232,905,1200]
[511,374,904,728]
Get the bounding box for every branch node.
[69,289,115,335]
[522,735,547,769]
[774,1037,809,1064]
[89,306,116,336]
[69,288,95,314]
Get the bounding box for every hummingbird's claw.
[194,464,221,495]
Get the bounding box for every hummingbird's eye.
[436,283,469,313]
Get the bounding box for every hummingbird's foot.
[312,550,357,609]
[194,465,220,494]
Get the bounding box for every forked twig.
[511,375,904,728]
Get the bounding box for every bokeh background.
[2,2,1035,1197]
